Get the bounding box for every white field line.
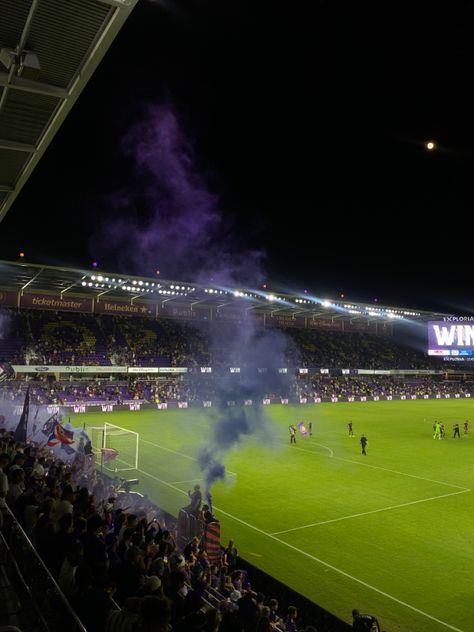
[292,443,334,457]
[141,438,198,461]
[169,478,204,485]
[271,489,471,535]
[169,474,236,485]
[138,468,196,495]
[140,437,237,475]
[214,506,467,632]
[137,467,466,632]
[290,443,469,491]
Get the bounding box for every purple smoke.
[198,449,226,490]
[91,101,298,495]
[93,103,264,286]
[194,321,298,492]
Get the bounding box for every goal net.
[87,423,139,472]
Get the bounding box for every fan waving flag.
[47,420,75,447]
[42,413,58,437]
[14,387,30,443]
[297,421,309,438]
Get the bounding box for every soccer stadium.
[1,258,473,632]
[1,3,473,632]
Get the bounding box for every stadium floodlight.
[322,300,331,307]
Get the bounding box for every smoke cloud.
[93,103,264,286]
[194,321,298,492]
[94,101,297,496]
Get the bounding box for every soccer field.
[79,400,474,632]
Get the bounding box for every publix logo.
[35,367,50,372]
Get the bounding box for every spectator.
[352,609,380,631]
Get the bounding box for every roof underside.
[0,259,450,323]
[0,0,138,221]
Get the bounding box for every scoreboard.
[428,321,474,357]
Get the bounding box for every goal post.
[86,422,139,472]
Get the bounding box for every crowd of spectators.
[294,375,472,400]
[284,329,434,370]
[0,308,429,630]
[0,427,327,632]
[0,308,443,371]
[0,374,471,408]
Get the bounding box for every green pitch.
[78,400,474,632]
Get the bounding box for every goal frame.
[86,422,139,472]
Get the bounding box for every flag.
[42,413,58,437]
[101,447,119,462]
[47,420,75,447]
[14,387,30,443]
[32,406,40,435]
[60,443,76,455]
[297,421,309,438]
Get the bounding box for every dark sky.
[2,0,474,312]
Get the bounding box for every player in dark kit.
[308,421,313,436]
[464,420,469,434]
[348,421,354,437]
[289,425,296,444]
[453,423,461,438]
[360,434,368,455]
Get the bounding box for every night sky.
[1,1,474,313]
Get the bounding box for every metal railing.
[1,505,87,632]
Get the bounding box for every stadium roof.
[0,0,138,223]
[0,259,450,323]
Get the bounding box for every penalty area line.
[333,455,470,491]
[285,442,469,491]
[270,489,471,535]
[137,468,465,632]
[169,478,204,485]
[213,505,467,632]
[140,438,237,476]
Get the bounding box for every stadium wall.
[0,289,393,335]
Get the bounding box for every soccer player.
[464,420,469,434]
[348,421,354,437]
[360,434,368,455]
[308,421,313,437]
[440,422,445,440]
[453,422,461,438]
[289,425,296,444]
[433,421,441,440]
